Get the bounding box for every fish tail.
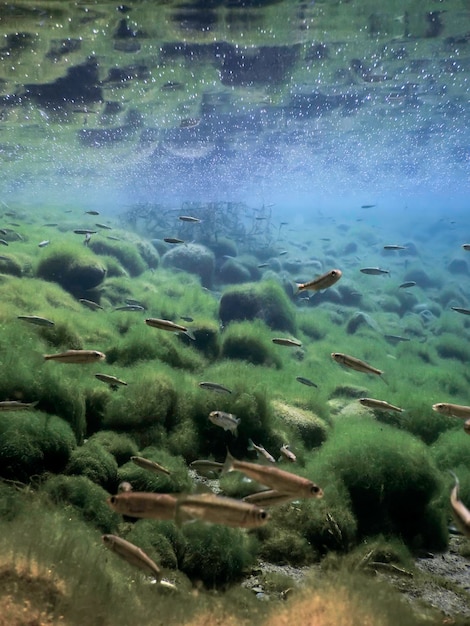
[379,373,389,386]
[222,449,235,475]
[448,470,459,489]
[247,438,255,451]
[294,283,302,295]
[184,329,196,341]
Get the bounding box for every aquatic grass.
[87,431,138,465]
[435,332,470,362]
[304,417,447,549]
[65,440,119,491]
[221,320,283,368]
[41,474,119,533]
[0,411,76,482]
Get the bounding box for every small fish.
[278,250,288,256]
[73,229,97,235]
[272,337,302,347]
[107,235,121,241]
[95,223,113,230]
[383,245,407,250]
[95,373,127,390]
[145,317,195,340]
[399,281,416,289]
[257,263,270,268]
[178,215,201,223]
[102,534,162,580]
[359,397,403,412]
[114,304,145,312]
[279,444,296,463]
[248,439,276,463]
[43,223,58,227]
[451,307,470,316]
[198,381,232,394]
[243,490,298,507]
[208,410,240,436]
[180,315,194,322]
[125,298,144,307]
[17,315,54,327]
[175,493,269,529]
[85,210,100,215]
[163,237,185,244]
[79,299,103,311]
[295,269,342,292]
[384,334,410,344]
[360,267,390,275]
[223,451,323,498]
[189,460,224,477]
[44,349,105,364]
[180,118,200,129]
[461,244,470,251]
[0,239,9,246]
[331,352,384,378]
[361,204,376,208]
[432,403,470,419]
[107,492,177,520]
[0,400,38,411]
[131,455,171,476]
[118,481,133,493]
[38,240,50,248]
[448,472,470,538]
[295,376,318,388]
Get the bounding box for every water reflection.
[0,0,468,207]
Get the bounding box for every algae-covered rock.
[117,448,192,494]
[162,243,215,288]
[87,431,138,465]
[36,244,106,297]
[219,258,252,284]
[89,238,149,276]
[65,440,118,490]
[272,400,328,448]
[0,412,76,482]
[219,280,296,332]
[220,320,282,368]
[0,255,22,277]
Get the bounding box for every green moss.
[272,400,329,449]
[258,525,316,565]
[89,238,147,276]
[87,431,138,465]
[221,320,282,368]
[432,429,470,472]
[0,412,76,482]
[41,474,119,533]
[124,519,179,569]
[435,333,470,362]
[0,254,23,277]
[219,280,296,333]
[65,441,118,490]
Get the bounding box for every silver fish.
[38,240,50,248]
[295,376,318,388]
[198,381,232,394]
[331,352,384,377]
[359,397,403,412]
[114,305,145,312]
[0,400,38,411]
[102,534,162,580]
[360,267,390,275]
[432,403,470,419]
[272,337,302,347]
[295,269,342,293]
[398,281,416,289]
[175,493,270,529]
[451,307,470,316]
[95,373,127,390]
[131,455,171,476]
[107,492,177,521]
[208,410,240,436]
[17,315,54,327]
[44,350,105,364]
[248,439,276,463]
[145,318,195,340]
[79,299,103,311]
[279,444,296,462]
[449,472,470,538]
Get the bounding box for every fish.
[79,299,103,311]
[38,240,50,248]
[198,381,232,394]
[43,223,58,227]
[462,244,470,251]
[223,450,323,498]
[125,298,145,307]
[118,481,133,493]
[359,397,403,412]
[243,490,298,507]
[107,492,177,520]
[361,204,376,208]
[114,304,145,312]
[17,315,55,327]
[180,316,194,322]
[0,400,38,411]
[85,210,100,215]
[272,337,302,348]
[465,419,470,435]
[248,439,276,463]
[0,239,9,246]
[383,334,410,344]
[432,403,470,419]
[95,373,127,390]
[44,349,106,363]
[131,455,171,476]
[208,410,240,436]
[73,229,97,235]
[95,223,113,230]
[331,352,384,378]
[107,236,121,241]
[279,444,296,462]
[278,250,288,256]
[189,460,224,477]
[448,472,470,538]
[257,263,270,268]
[101,534,162,580]
[383,245,407,250]
[295,376,318,388]
[163,237,185,244]
[360,267,390,275]
[451,307,470,316]
[295,269,342,292]
[178,215,201,223]
[399,281,416,289]
[145,317,195,340]
[175,493,270,529]
[180,118,200,129]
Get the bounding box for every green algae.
[65,440,119,491]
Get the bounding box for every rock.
[346,311,381,334]
[36,247,106,297]
[162,243,215,288]
[272,401,328,448]
[219,258,252,284]
[448,258,468,275]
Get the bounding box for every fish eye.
[109,496,116,504]
[311,485,321,495]
[260,510,268,520]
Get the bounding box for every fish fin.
[222,449,235,475]
[448,470,459,487]
[294,283,302,295]
[247,438,255,451]
[183,329,196,341]
[379,374,389,386]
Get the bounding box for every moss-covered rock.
[65,440,118,490]
[272,401,329,448]
[219,281,296,332]
[218,258,252,284]
[89,238,148,276]
[0,254,23,277]
[220,320,282,368]
[87,431,138,465]
[162,243,215,288]
[117,448,192,494]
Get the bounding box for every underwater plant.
[64,440,119,491]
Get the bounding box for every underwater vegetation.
[0,202,470,626]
